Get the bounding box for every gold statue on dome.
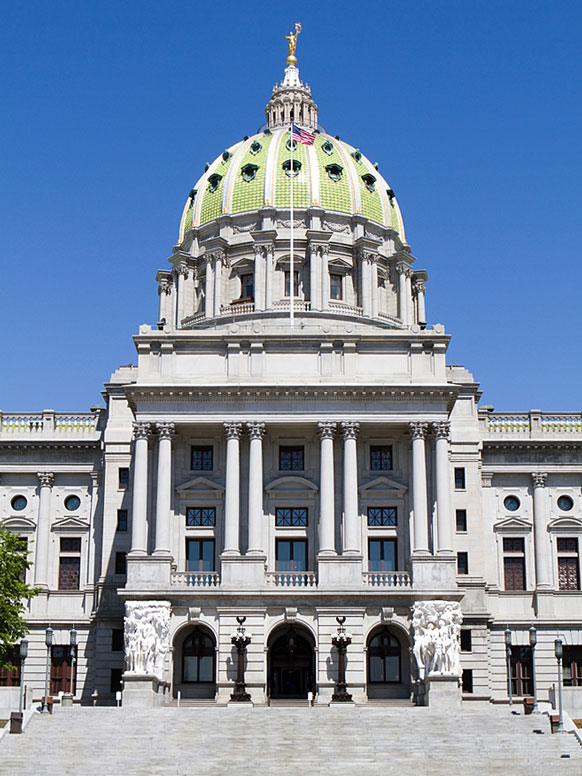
[285,22,302,65]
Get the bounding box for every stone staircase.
[1,705,580,776]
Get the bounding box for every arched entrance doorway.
[173,625,217,699]
[268,625,315,699]
[366,625,411,700]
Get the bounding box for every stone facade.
[1,60,581,712]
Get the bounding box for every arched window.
[182,628,215,684]
[368,628,401,684]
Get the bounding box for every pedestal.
[317,555,363,587]
[411,556,457,590]
[61,693,73,707]
[416,675,462,708]
[220,555,266,587]
[122,674,170,707]
[126,555,172,590]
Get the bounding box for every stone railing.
[481,410,582,436]
[272,300,311,312]
[220,301,255,316]
[171,572,220,587]
[0,410,102,437]
[327,301,363,317]
[265,572,317,588]
[377,311,402,325]
[362,571,412,588]
[181,311,206,326]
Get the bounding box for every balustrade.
[171,572,220,587]
[362,571,411,587]
[265,572,317,587]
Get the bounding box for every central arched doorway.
[268,625,315,699]
[366,625,411,700]
[173,625,217,699]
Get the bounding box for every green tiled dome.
[179,128,405,241]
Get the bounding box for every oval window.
[65,495,81,511]
[11,495,27,512]
[557,495,574,512]
[503,495,520,512]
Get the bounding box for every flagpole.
[289,123,294,328]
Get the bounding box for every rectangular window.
[454,467,466,489]
[60,537,81,553]
[370,445,393,471]
[563,646,582,687]
[330,273,343,300]
[510,646,533,696]
[462,669,474,694]
[503,538,526,590]
[116,509,128,532]
[186,539,215,572]
[240,273,254,300]
[456,509,468,533]
[110,668,123,694]
[275,507,308,526]
[276,539,307,572]
[118,467,129,489]
[457,552,469,575]
[279,445,304,471]
[0,648,21,687]
[115,552,127,576]
[367,507,397,527]
[368,539,397,572]
[59,556,80,590]
[50,645,76,695]
[186,507,216,526]
[191,446,213,471]
[284,270,299,297]
[557,537,580,590]
[111,629,124,652]
[460,629,472,652]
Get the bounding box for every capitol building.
[1,39,581,714]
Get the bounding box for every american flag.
[291,124,315,145]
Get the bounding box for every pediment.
[52,516,90,532]
[548,516,582,533]
[230,257,254,270]
[328,258,352,269]
[359,476,408,495]
[176,476,225,495]
[493,517,532,533]
[1,516,36,533]
[265,476,318,494]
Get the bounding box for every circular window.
[503,495,520,512]
[11,495,27,512]
[64,495,81,511]
[557,495,574,512]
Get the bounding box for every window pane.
[201,541,214,572]
[558,557,580,590]
[503,538,524,553]
[330,274,342,300]
[557,538,578,553]
[369,540,382,571]
[279,446,304,471]
[198,656,214,682]
[382,541,396,572]
[457,552,469,575]
[454,467,466,489]
[183,655,199,682]
[367,507,397,527]
[285,271,299,297]
[191,446,213,470]
[116,509,128,532]
[60,538,81,553]
[186,540,201,569]
[118,468,129,489]
[370,446,392,471]
[186,507,216,526]
[59,557,80,590]
[275,507,307,526]
[291,541,307,572]
[456,509,467,532]
[276,541,291,571]
[369,656,384,682]
[504,557,526,590]
[384,655,399,682]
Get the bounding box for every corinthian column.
[310,245,321,310]
[205,256,214,317]
[213,251,223,317]
[341,422,360,555]
[130,422,151,556]
[246,422,266,555]
[410,422,429,555]
[532,472,552,589]
[223,422,243,555]
[154,422,175,556]
[318,422,337,555]
[414,280,426,326]
[396,262,409,326]
[35,472,54,587]
[433,421,453,555]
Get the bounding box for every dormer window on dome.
[250,140,262,155]
[361,173,376,192]
[322,140,334,155]
[241,163,259,182]
[326,163,343,182]
[352,149,362,163]
[282,159,302,177]
[286,138,298,152]
[222,150,231,163]
[207,173,222,193]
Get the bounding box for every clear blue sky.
[1,0,581,411]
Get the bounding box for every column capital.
[156,422,176,440]
[133,422,151,440]
[531,472,548,489]
[246,421,266,440]
[413,279,426,296]
[409,422,429,440]
[173,262,189,279]
[396,261,411,276]
[432,421,451,440]
[318,421,337,440]
[37,471,54,488]
[340,421,360,440]
[224,422,243,440]
[158,277,173,295]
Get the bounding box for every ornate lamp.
[42,626,53,714]
[504,627,513,706]
[18,639,28,716]
[331,617,353,703]
[554,638,564,732]
[529,626,538,712]
[230,616,252,702]
[69,626,78,698]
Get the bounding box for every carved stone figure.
[412,600,462,679]
[124,600,171,679]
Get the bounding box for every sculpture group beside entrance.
[412,600,462,680]
[124,600,171,680]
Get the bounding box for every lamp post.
[529,626,538,712]
[18,639,28,715]
[69,626,77,699]
[42,626,53,713]
[554,638,565,732]
[504,628,513,707]
[331,616,353,703]
[230,616,251,702]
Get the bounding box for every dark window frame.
[186,538,216,572]
[460,629,472,652]
[111,629,124,652]
[454,467,466,490]
[456,509,468,533]
[367,507,397,527]
[557,537,580,591]
[190,445,214,471]
[368,538,397,572]
[563,646,582,687]
[115,551,127,576]
[457,551,469,575]
[367,628,401,684]
[503,537,526,591]
[116,509,128,532]
[275,538,308,572]
[118,467,130,490]
[278,445,305,471]
[182,627,216,684]
[275,507,308,527]
[370,445,393,471]
[329,273,343,301]
[186,507,216,527]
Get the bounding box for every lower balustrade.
[362,571,412,587]
[265,571,317,587]
[171,572,220,587]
